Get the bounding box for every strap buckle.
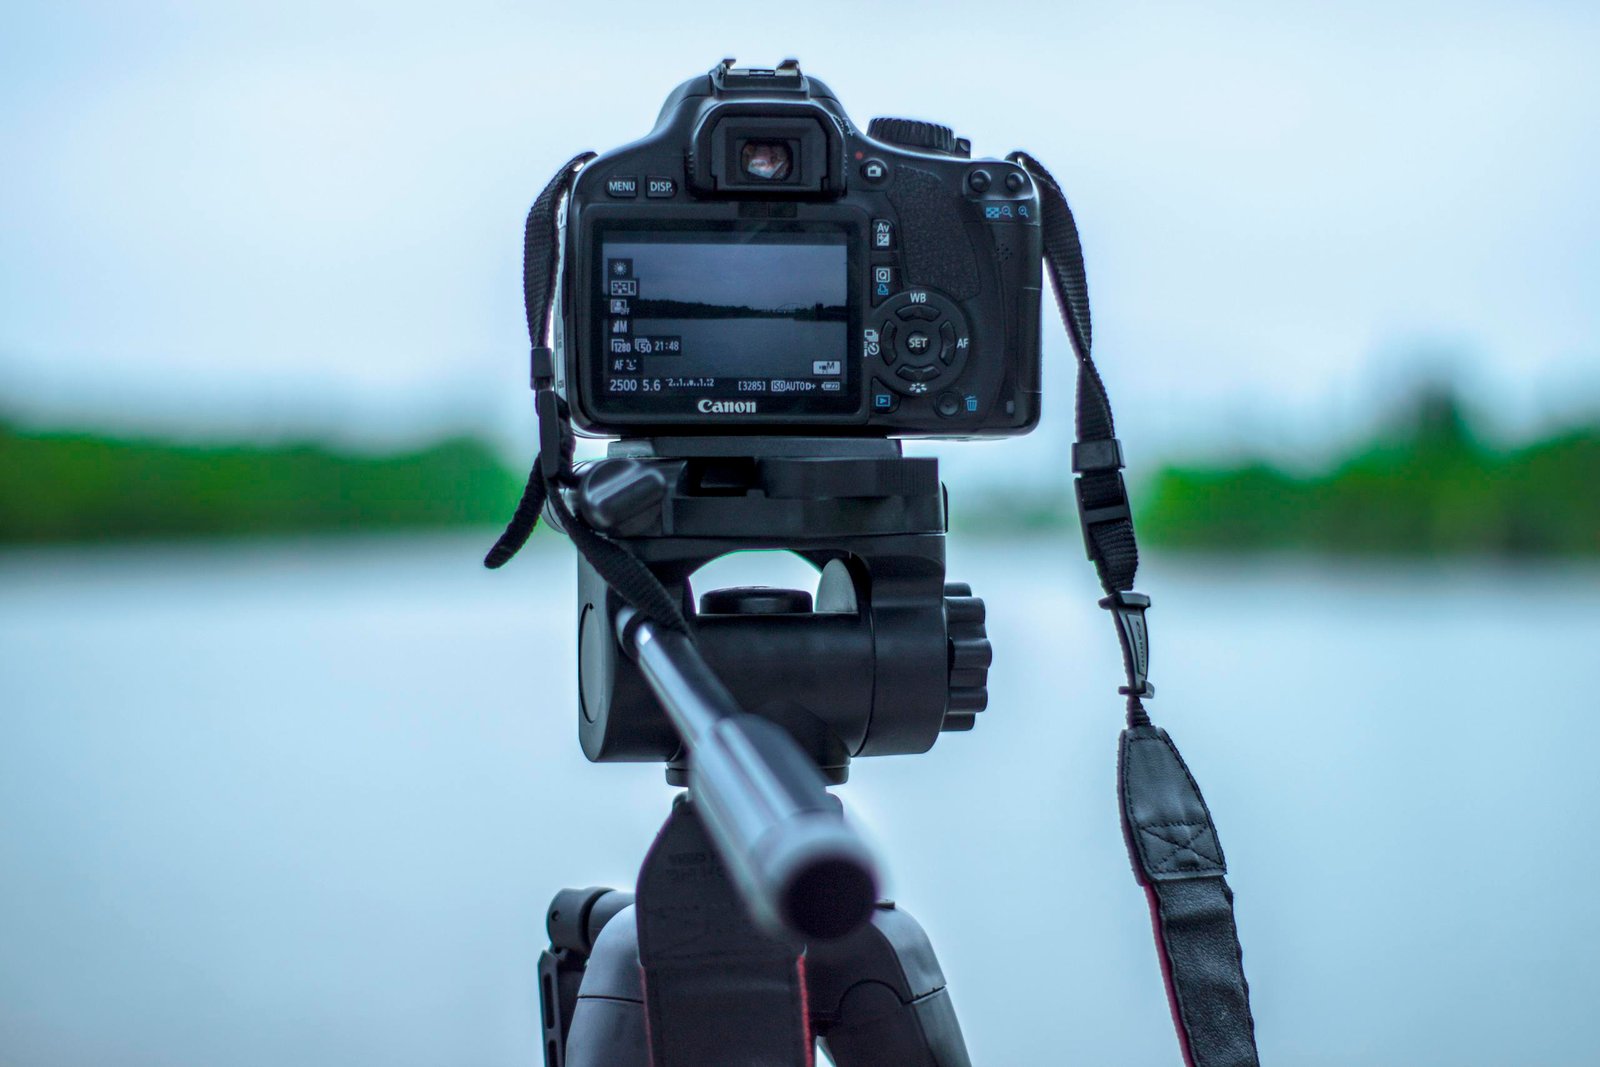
[1072,436,1131,562]
[1099,589,1154,699]
[531,346,574,483]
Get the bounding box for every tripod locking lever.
[577,460,669,535]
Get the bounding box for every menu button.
[606,177,638,198]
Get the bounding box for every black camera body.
[555,59,1043,438]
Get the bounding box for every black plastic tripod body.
[538,438,988,1067]
[547,801,970,1067]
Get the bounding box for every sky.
[2,0,1597,479]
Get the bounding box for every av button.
[606,176,638,198]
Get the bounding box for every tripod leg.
[563,903,650,1067]
[807,901,973,1067]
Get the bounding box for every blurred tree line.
[3,382,1597,554]
[0,420,520,543]
[1138,386,1600,556]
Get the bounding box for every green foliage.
[4,382,1596,555]
[1139,390,1600,557]
[0,420,523,543]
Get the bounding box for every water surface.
[2,536,1597,1065]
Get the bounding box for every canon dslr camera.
[554,58,1043,437]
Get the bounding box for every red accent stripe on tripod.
[797,952,815,1067]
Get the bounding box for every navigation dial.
[871,287,973,399]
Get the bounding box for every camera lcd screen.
[593,224,857,418]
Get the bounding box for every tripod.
[535,437,988,1067]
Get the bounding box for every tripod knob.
[942,582,991,731]
[699,586,813,615]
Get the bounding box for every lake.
[2,534,1597,1066]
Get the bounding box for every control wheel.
[867,117,961,155]
[870,287,973,400]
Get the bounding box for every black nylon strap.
[525,152,597,357]
[1008,150,1137,595]
[484,152,594,570]
[1014,153,1259,1066]
[484,152,688,634]
[483,461,548,569]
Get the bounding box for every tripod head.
[572,437,991,785]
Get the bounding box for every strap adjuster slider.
[530,346,556,389]
[1072,438,1125,473]
[1075,468,1133,561]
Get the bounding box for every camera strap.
[484,149,688,635]
[1011,151,1260,1067]
[491,151,1259,1066]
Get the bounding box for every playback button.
[871,379,900,413]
